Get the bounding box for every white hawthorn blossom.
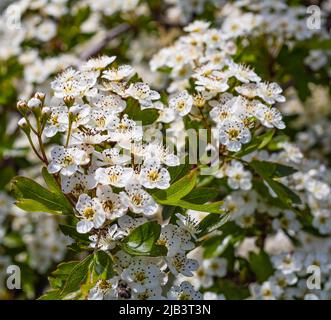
[75,194,106,234]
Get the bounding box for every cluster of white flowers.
[28,56,180,230]
[181,137,331,299]
[218,0,331,76]
[151,21,286,153]
[77,0,140,18]
[17,56,208,300]
[88,213,202,300]
[4,0,331,301]
[219,0,327,43]
[0,0,144,101]
[250,238,331,300]
[163,0,224,24]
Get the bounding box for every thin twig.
[80,23,131,61]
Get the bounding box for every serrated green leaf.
[93,251,113,279]
[11,176,73,215]
[52,261,80,277]
[198,212,230,238]
[249,251,274,282]
[59,254,94,298]
[235,130,275,157]
[38,290,61,300]
[121,221,167,256]
[182,187,219,204]
[124,97,159,125]
[153,170,197,202]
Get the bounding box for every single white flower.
[121,261,162,293]
[88,277,119,300]
[75,194,106,233]
[166,251,199,276]
[219,119,251,152]
[167,281,202,300]
[169,90,193,116]
[102,64,135,81]
[96,185,128,219]
[139,159,170,189]
[126,82,160,109]
[95,165,133,188]
[120,183,158,216]
[48,146,89,176]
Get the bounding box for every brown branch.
[80,23,131,60]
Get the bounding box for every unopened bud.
[17,100,28,114]
[63,95,75,107]
[42,106,51,115]
[42,107,51,120]
[34,92,45,103]
[18,118,30,133]
[27,97,41,109]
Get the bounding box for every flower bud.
[42,106,51,116]
[63,95,75,107]
[34,92,45,103]
[42,107,52,122]
[17,100,28,114]
[18,118,30,134]
[27,97,42,109]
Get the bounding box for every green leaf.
[249,160,301,207]
[42,167,61,192]
[198,212,230,238]
[14,199,63,215]
[59,254,94,298]
[48,261,80,291]
[182,187,219,204]
[218,279,250,300]
[153,171,223,213]
[173,199,224,214]
[121,221,167,256]
[38,290,61,300]
[235,130,275,157]
[265,178,302,206]
[273,164,298,177]
[59,224,90,243]
[153,170,197,202]
[93,251,113,279]
[124,97,159,125]
[52,261,80,277]
[249,160,297,178]
[42,167,73,211]
[168,161,190,183]
[11,176,73,215]
[249,251,274,282]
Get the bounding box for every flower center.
[99,280,110,291]
[228,129,239,140]
[83,207,95,220]
[108,173,119,183]
[103,200,115,213]
[134,272,146,283]
[132,194,143,206]
[63,155,74,166]
[178,293,191,300]
[147,170,159,181]
[177,101,186,111]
